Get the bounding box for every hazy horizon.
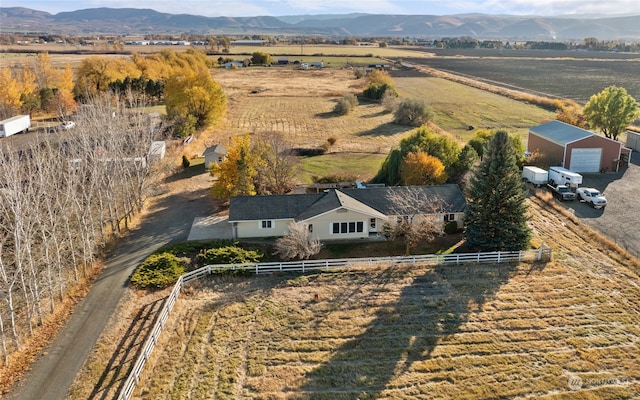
[2,0,640,19]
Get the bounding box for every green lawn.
[298,152,387,183]
[394,76,555,142]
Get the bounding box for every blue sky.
[3,0,640,18]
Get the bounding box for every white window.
[260,220,273,229]
[444,213,456,222]
[331,221,364,234]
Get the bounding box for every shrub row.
[130,241,265,288]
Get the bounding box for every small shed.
[528,120,631,173]
[203,144,227,169]
[148,141,166,163]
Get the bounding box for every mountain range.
[1,7,638,40]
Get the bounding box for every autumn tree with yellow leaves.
[211,135,259,201]
[400,151,448,186]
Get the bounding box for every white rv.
[548,166,583,188]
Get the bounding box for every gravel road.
[5,166,215,400]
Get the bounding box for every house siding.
[439,212,465,229]
[305,208,375,241]
[234,219,293,238]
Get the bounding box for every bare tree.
[0,91,162,365]
[382,187,445,255]
[274,222,322,260]
[252,132,299,195]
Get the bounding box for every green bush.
[181,155,190,168]
[173,114,197,138]
[334,94,358,115]
[197,245,264,265]
[363,83,396,100]
[156,240,236,258]
[130,253,187,289]
[444,221,460,234]
[393,99,432,126]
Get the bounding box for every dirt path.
[5,165,215,400]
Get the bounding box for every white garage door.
[570,148,602,172]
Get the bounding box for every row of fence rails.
[192,250,546,277]
[117,276,184,400]
[117,247,550,400]
[438,250,540,265]
[231,250,547,276]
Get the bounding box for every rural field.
[401,48,640,104]
[197,66,553,182]
[63,60,640,399]
[107,193,640,400]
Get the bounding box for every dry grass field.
[8,50,633,398]
[192,67,553,182]
[118,193,640,399]
[207,67,409,153]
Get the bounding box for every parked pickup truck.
[576,187,607,208]
[547,183,576,201]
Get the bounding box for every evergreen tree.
[464,130,531,251]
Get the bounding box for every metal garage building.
[627,131,640,152]
[528,120,632,173]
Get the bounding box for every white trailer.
[0,115,31,137]
[548,166,583,188]
[522,166,548,187]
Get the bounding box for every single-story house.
[228,184,467,241]
[528,120,632,173]
[203,144,227,169]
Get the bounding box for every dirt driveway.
[559,153,640,258]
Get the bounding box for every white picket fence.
[117,247,550,400]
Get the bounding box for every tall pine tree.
[464,130,531,251]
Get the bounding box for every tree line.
[0,93,160,367]
[0,49,227,139]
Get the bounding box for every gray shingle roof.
[203,144,226,156]
[529,120,593,146]
[228,184,466,222]
[343,184,467,215]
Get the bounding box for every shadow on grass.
[164,162,207,183]
[356,122,409,138]
[315,111,338,119]
[88,297,166,400]
[300,261,542,398]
